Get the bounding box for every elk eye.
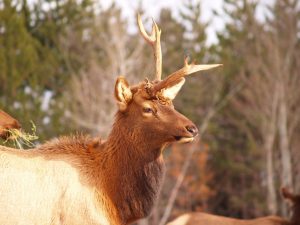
[143,107,153,113]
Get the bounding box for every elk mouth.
[174,136,195,144]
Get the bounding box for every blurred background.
[0,0,299,224]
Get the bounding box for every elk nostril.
[185,125,198,136]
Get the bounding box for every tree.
[213,0,300,216]
[181,0,208,60]
[210,0,277,216]
[65,4,152,136]
[266,0,300,215]
[159,8,185,77]
[0,0,94,140]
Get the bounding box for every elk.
[167,188,300,225]
[281,187,300,225]
[0,110,21,140]
[0,15,220,225]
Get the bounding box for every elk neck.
[99,111,166,223]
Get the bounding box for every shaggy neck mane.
[36,112,166,224]
[101,112,165,223]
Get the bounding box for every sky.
[101,0,224,45]
[101,0,275,45]
[26,0,275,45]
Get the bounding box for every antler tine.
[137,14,162,80]
[153,57,222,93]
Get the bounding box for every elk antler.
[137,14,162,80]
[153,57,222,93]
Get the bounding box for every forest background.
[0,0,299,224]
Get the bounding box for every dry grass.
[3,121,38,149]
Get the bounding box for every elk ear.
[115,76,132,111]
[281,187,295,201]
[161,78,185,100]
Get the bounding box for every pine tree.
[0,0,94,142]
[208,0,269,217]
[181,0,207,60]
[159,8,185,77]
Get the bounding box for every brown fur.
[282,188,300,225]
[167,188,300,225]
[0,110,21,139]
[0,81,198,225]
[167,213,290,225]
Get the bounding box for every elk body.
[0,110,21,140]
[167,188,300,225]
[0,16,220,225]
[167,213,289,225]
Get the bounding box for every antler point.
[184,56,189,66]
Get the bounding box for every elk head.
[114,15,221,149]
[282,187,300,224]
[0,110,21,140]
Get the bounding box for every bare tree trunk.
[265,132,277,214]
[151,203,159,225]
[295,150,300,192]
[277,86,293,216]
[278,89,293,188]
[264,88,279,215]
[137,219,149,225]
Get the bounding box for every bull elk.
[0,15,221,225]
[167,188,300,225]
[0,110,21,140]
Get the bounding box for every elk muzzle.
[173,120,198,144]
